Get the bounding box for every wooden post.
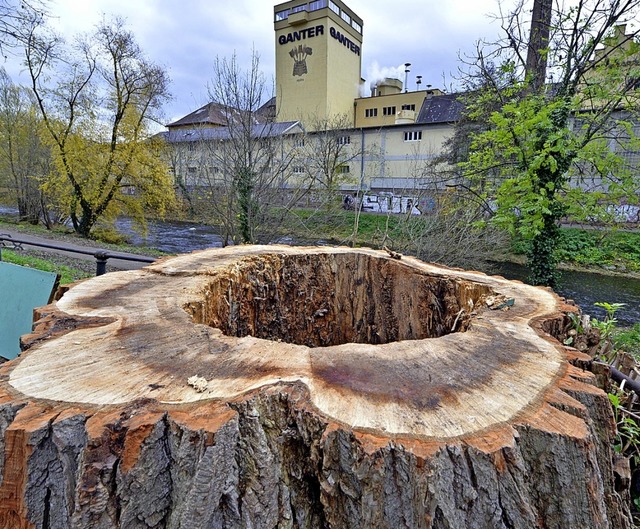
[0,245,630,528]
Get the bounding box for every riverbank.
[510,227,640,277]
[4,213,640,279]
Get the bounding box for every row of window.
[292,165,349,174]
[297,135,351,145]
[275,1,362,34]
[183,131,421,156]
[336,128,421,142]
[364,103,417,119]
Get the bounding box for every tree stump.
[0,245,629,528]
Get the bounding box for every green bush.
[614,324,640,358]
[90,227,130,246]
[556,229,640,271]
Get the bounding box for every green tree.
[459,0,640,287]
[24,17,174,237]
[0,68,51,224]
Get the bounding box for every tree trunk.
[0,245,630,528]
[526,0,553,92]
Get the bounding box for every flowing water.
[491,262,640,326]
[113,217,225,254]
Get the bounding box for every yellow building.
[354,80,444,128]
[274,0,363,127]
[165,0,464,207]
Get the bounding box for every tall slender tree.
[204,51,305,244]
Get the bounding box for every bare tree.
[0,0,47,55]
[299,113,363,204]
[201,51,309,244]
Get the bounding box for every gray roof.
[166,102,231,128]
[160,121,303,143]
[167,99,279,129]
[417,93,465,124]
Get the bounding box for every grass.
[1,249,91,285]
[283,208,408,245]
[614,323,640,358]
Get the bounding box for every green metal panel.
[0,262,59,360]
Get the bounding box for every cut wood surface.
[0,245,630,528]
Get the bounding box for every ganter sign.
[329,26,360,55]
[278,24,360,57]
[278,25,324,45]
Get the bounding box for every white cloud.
[2,0,513,123]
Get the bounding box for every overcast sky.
[4,0,512,126]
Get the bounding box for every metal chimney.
[404,63,411,93]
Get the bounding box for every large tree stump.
[0,245,629,528]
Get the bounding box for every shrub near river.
[512,228,640,274]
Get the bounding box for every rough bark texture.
[0,245,630,528]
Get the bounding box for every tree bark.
[526,0,552,92]
[0,245,630,528]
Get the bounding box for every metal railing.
[0,234,156,276]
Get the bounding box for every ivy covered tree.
[458,0,640,286]
[24,17,174,237]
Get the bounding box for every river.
[492,262,640,326]
[2,208,639,325]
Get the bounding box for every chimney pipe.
[404,63,411,93]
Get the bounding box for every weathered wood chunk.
[0,245,630,528]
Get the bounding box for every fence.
[0,234,156,276]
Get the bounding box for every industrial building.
[161,0,468,210]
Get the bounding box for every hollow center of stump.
[187,253,490,347]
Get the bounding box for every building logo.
[289,45,313,76]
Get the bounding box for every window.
[337,165,350,174]
[309,0,327,11]
[341,11,351,24]
[291,4,307,14]
[329,1,340,15]
[351,20,362,33]
[402,104,416,111]
[337,135,351,145]
[383,106,396,116]
[404,131,422,142]
[188,166,198,174]
[294,137,305,147]
[293,166,306,174]
[275,9,289,21]
[365,108,378,118]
